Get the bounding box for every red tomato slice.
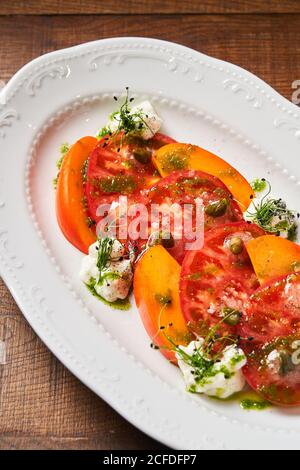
[85,132,175,226]
[179,222,265,338]
[239,273,300,406]
[146,170,243,263]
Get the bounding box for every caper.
[149,231,175,248]
[161,232,175,248]
[205,198,228,217]
[291,261,300,273]
[222,307,242,326]
[229,236,244,255]
[279,350,295,376]
[133,147,152,164]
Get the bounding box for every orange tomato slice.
[153,143,254,210]
[134,245,192,363]
[56,136,97,253]
[246,235,300,285]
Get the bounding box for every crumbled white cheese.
[176,339,247,399]
[80,239,133,303]
[244,197,296,239]
[107,100,162,140]
[266,349,281,373]
[243,199,258,223]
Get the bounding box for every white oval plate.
[1,37,300,450]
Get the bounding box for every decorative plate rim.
[1,37,300,450]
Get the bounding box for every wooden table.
[1,0,300,450]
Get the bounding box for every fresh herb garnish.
[246,181,298,240]
[97,87,154,148]
[96,237,114,282]
[163,311,245,390]
[165,310,240,368]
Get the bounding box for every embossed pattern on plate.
[1,38,300,450]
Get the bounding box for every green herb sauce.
[240,398,270,411]
[210,389,271,411]
[53,142,70,190]
[154,292,172,306]
[93,175,137,194]
[85,281,131,311]
[251,178,267,193]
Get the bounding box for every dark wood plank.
[0,279,165,450]
[0,14,299,100]
[0,0,300,15]
[0,436,163,450]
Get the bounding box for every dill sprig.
[246,181,297,240]
[96,237,114,281]
[161,311,242,386]
[163,310,240,367]
[97,87,154,149]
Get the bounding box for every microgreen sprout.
[96,237,114,282]
[97,87,155,149]
[162,310,240,368]
[246,180,298,240]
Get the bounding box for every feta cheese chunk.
[176,339,247,399]
[80,238,133,303]
[107,100,162,140]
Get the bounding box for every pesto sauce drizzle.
[93,174,137,194]
[53,142,70,189]
[240,398,270,411]
[210,389,271,411]
[251,178,267,193]
[85,280,131,311]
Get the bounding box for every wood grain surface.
[1,0,300,15]
[0,0,299,450]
